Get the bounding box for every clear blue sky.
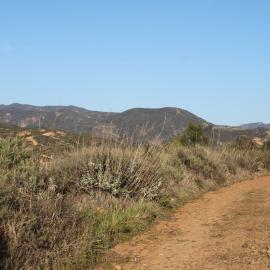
[1,1,269,125]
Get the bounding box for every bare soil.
[98,176,270,270]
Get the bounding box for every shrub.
[176,146,226,184]
[231,148,264,172]
[264,139,270,150]
[262,145,270,169]
[45,142,163,200]
[0,186,98,269]
[231,135,257,150]
[0,137,31,170]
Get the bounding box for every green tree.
[179,124,209,146]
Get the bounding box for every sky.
[0,1,270,125]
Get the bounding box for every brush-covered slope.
[0,103,116,133]
[111,107,209,141]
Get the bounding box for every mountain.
[0,104,269,144]
[240,122,270,129]
[0,104,209,141]
[109,107,209,141]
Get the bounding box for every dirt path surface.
[99,176,270,270]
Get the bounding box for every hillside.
[0,122,95,157]
[0,104,209,141]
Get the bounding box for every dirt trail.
[99,176,270,270]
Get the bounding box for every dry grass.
[0,136,269,269]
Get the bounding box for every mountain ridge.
[0,103,269,143]
[0,104,209,141]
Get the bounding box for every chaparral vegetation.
[0,125,270,269]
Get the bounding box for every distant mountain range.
[240,122,270,129]
[0,104,209,141]
[205,125,270,145]
[0,103,269,143]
